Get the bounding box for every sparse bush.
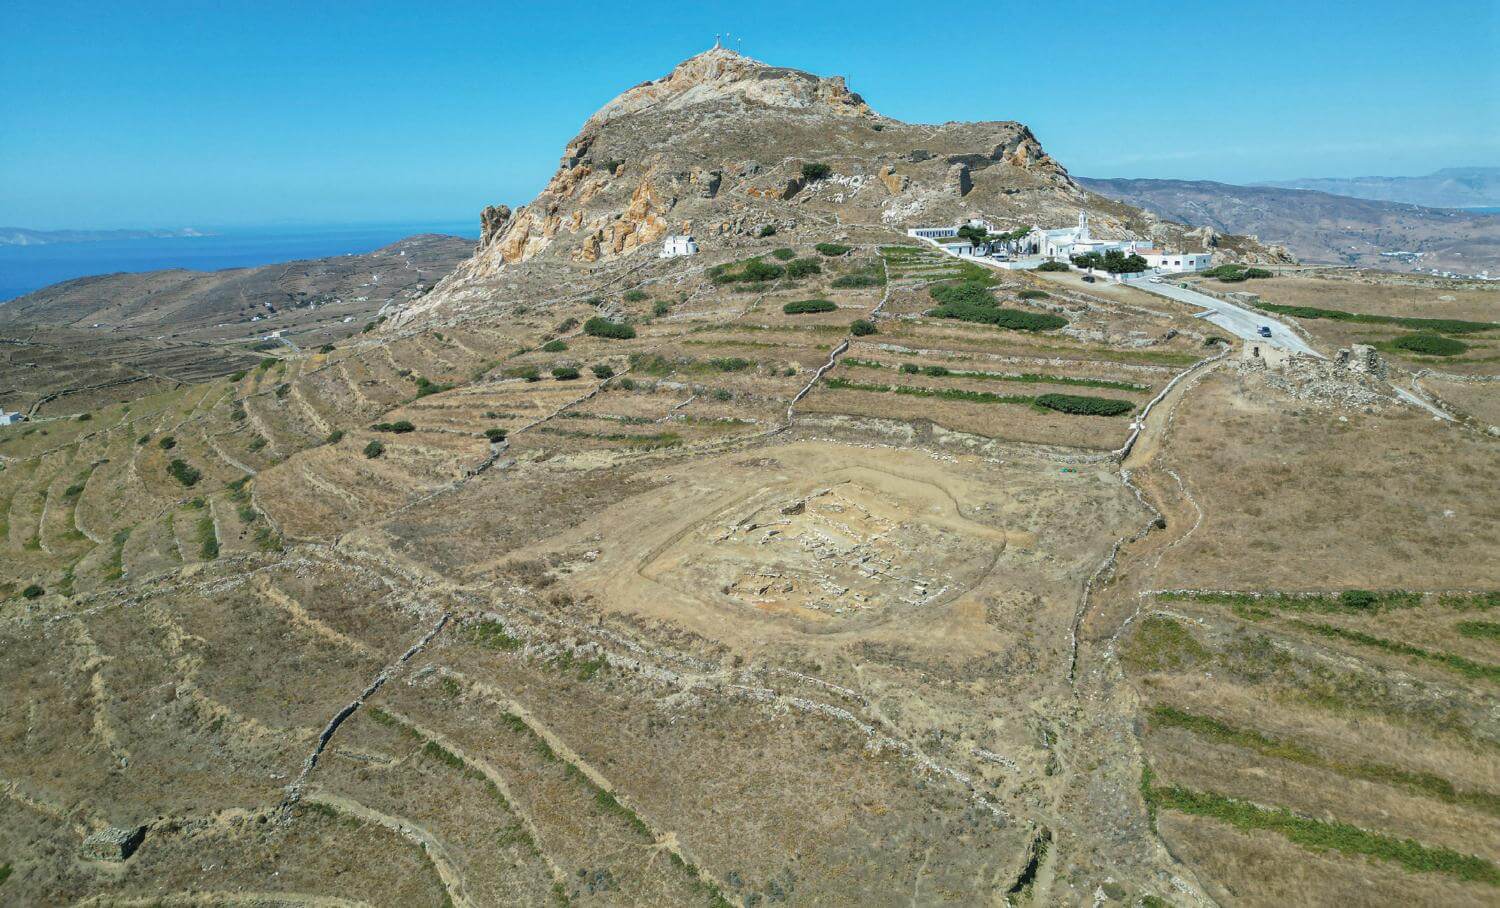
[814,242,851,257]
[167,459,202,487]
[923,365,950,377]
[1244,267,1273,278]
[584,317,636,339]
[484,427,509,442]
[623,288,648,303]
[900,363,920,374]
[652,301,670,316]
[412,376,451,397]
[758,224,777,237]
[713,388,732,401]
[326,429,344,445]
[138,434,150,445]
[1018,289,1049,299]
[850,319,878,336]
[786,257,822,278]
[1034,393,1133,416]
[229,370,247,382]
[801,162,831,181]
[76,413,91,422]
[506,366,541,382]
[618,377,636,391]
[318,344,334,353]
[783,299,837,314]
[371,420,415,433]
[709,357,751,372]
[552,366,581,380]
[22,584,44,600]
[1393,334,1467,356]
[772,247,796,261]
[541,339,568,353]
[1036,260,1070,272]
[159,435,177,450]
[591,363,615,379]
[258,357,278,370]
[363,439,385,459]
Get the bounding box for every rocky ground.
[0,47,1496,907]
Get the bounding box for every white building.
[906,218,998,241]
[1140,250,1212,273]
[1024,211,1144,260]
[660,235,698,257]
[0,410,25,427]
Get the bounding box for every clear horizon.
[3,0,1496,230]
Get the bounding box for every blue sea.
[0,222,479,302]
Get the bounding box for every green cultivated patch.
[471,619,522,651]
[1457,621,1500,641]
[196,513,219,560]
[927,281,1067,331]
[1124,615,1208,672]
[1296,620,1500,682]
[709,257,785,285]
[1253,303,1497,335]
[1160,589,1422,615]
[850,319,878,336]
[1142,773,1500,885]
[1393,334,1468,356]
[1149,705,1500,815]
[783,299,837,315]
[1034,393,1133,416]
[843,358,1147,391]
[814,242,851,256]
[785,257,822,278]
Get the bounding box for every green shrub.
[1018,289,1049,299]
[584,317,636,339]
[652,301,670,316]
[1036,260,1069,272]
[713,388,732,401]
[1338,590,1380,610]
[709,357,751,372]
[167,459,202,486]
[850,319,878,336]
[1034,394,1133,416]
[591,363,615,379]
[1393,334,1467,356]
[1457,621,1500,641]
[229,370,247,382]
[831,269,884,288]
[541,339,567,353]
[929,281,995,307]
[363,439,385,459]
[326,429,344,445]
[814,242,851,257]
[1244,267,1273,278]
[1217,269,1249,282]
[552,366,580,380]
[783,299,837,315]
[772,247,796,261]
[318,344,334,353]
[22,584,44,599]
[786,257,822,278]
[711,257,786,284]
[138,434,150,445]
[623,288,648,302]
[618,378,636,391]
[900,363,920,374]
[371,420,415,433]
[159,435,177,450]
[76,413,91,422]
[758,224,777,237]
[484,427,509,442]
[923,365,950,377]
[412,376,451,398]
[801,162,831,181]
[258,357,278,370]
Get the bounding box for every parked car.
[1148,276,1163,284]
[1082,275,1096,283]
[1258,325,1273,338]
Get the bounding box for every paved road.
[1122,277,1319,356]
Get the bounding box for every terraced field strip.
[1141,765,1500,885]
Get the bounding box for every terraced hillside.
[1,47,1496,907]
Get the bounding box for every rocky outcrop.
[948,163,972,197]
[479,205,512,248]
[81,825,146,862]
[878,165,908,195]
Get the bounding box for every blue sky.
[2,0,1496,229]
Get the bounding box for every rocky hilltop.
[416,48,1279,321]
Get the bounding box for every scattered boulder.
[81,825,147,862]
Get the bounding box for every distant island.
[0,226,212,246]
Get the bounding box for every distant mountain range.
[1077,176,1499,275]
[0,226,211,246]
[1254,167,1500,209]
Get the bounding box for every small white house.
[0,410,26,427]
[660,235,698,258]
[1141,251,1212,273]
